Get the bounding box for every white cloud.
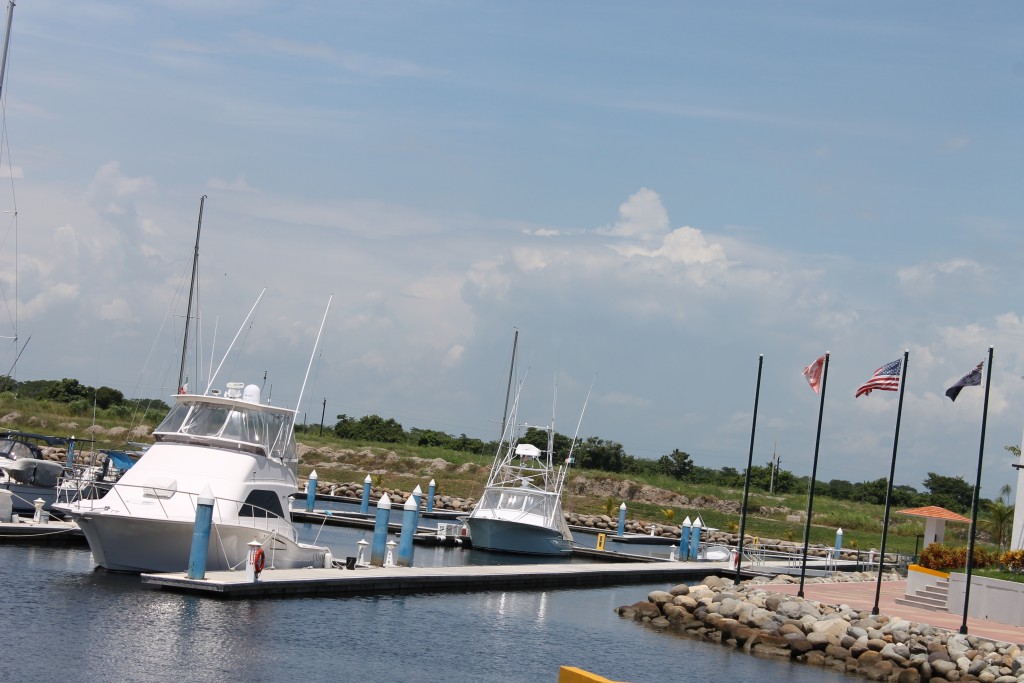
[99,297,134,322]
[88,161,154,199]
[0,164,24,179]
[898,258,982,289]
[598,188,669,241]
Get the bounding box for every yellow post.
[596,533,606,551]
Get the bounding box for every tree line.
[317,412,988,513]
[0,377,170,420]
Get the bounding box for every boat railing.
[71,481,295,538]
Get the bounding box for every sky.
[0,1,1022,500]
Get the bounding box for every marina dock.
[141,558,735,598]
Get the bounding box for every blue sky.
[1,1,1022,500]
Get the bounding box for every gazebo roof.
[896,505,971,523]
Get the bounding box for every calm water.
[3,524,860,683]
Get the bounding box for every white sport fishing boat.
[464,426,575,556]
[465,341,592,556]
[56,380,330,573]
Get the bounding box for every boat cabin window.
[239,489,284,519]
[154,400,296,461]
[0,440,37,460]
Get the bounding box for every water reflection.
[4,543,861,683]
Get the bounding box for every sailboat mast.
[0,1,15,103]
[499,329,518,442]
[177,195,205,393]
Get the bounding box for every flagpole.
[798,352,829,598]
[960,345,994,635]
[734,354,763,585]
[872,349,909,615]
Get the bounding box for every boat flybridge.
[56,381,330,573]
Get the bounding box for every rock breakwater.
[617,574,1024,682]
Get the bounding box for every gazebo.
[897,505,971,545]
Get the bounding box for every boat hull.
[71,511,327,573]
[465,517,572,556]
[1,481,58,513]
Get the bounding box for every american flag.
[855,358,902,398]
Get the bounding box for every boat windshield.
[154,399,295,461]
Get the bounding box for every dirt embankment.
[296,444,790,518]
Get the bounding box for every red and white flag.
[802,355,825,394]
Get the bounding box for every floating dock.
[141,558,734,599]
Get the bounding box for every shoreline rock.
[617,574,1023,682]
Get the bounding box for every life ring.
[253,547,266,574]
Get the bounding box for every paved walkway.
[765,579,1024,645]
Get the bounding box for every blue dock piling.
[305,469,318,512]
[616,502,626,537]
[370,493,392,566]
[360,474,372,514]
[187,486,215,580]
[680,516,692,560]
[426,479,436,512]
[689,517,702,560]
[834,527,843,565]
[397,496,418,567]
[412,484,422,510]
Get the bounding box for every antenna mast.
[178,195,205,393]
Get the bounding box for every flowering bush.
[1000,549,1024,573]
[918,543,996,571]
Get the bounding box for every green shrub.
[68,399,90,416]
[919,543,997,571]
[1000,549,1024,572]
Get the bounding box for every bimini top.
[152,383,297,462]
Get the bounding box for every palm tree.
[982,496,1014,550]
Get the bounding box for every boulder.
[647,590,674,605]
[811,618,849,639]
[629,601,661,620]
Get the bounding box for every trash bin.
[345,556,356,570]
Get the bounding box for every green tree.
[656,449,693,480]
[922,472,974,513]
[45,378,93,403]
[333,414,405,443]
[982,497,1014,549]
[574,436,627,472]
[853,477,890,505]
[95,386,125,410]
[823,479,855,500]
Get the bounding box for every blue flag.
[945,361,983,402]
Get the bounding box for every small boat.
[465,342,592,556]
[0,431,73,513]
[56,380,331,572]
